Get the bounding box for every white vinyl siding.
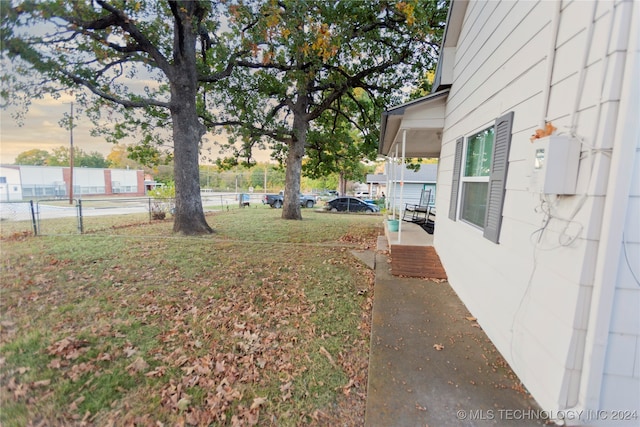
[600,111,640,417]
[435,0,638,416]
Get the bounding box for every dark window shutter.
[484,111,514,243]
[448,137,464,221]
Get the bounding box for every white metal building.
[0,166,23,202]
[0,165,145,200]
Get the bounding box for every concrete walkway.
[364,237,548,427]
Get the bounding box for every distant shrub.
[149,183,175,220]
[149,182,175,198]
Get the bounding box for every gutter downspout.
[539,0,562,128]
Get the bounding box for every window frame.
[459,124,495,229]
[448,111,514,243]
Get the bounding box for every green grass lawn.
[0,208,382,426]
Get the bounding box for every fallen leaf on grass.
[144,366,166,377]
[69,395,85,411]
[311,409,329,421]
[7,377,27,400]
[279,381,292,401]
[433,344,444,351]
[342,379,355,396]
[126,357,149,375]
[97,352,112,362]
[32,379,51,387]
[250,397,267,410]
[68,362,95,382]
[0,320,16,331]
[123,345,137,358]
[177,397,191,411]
[319,346,336,367]
[48,358,63,369]
[47,336,90,360]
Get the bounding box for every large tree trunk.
[171,89,213,235]
[282,108,308,220]
[169,5,213,235]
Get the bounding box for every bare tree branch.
[60,68,170,109]
[95,0,172,74]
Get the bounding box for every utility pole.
[69,102,74,204]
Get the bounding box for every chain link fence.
[0,201,38,236]
[0,193,264,237]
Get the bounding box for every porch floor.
[365,242,545,426]
[384,220,447,279]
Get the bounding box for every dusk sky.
[0,93,116,164]
[0,94,271,166]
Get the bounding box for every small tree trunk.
[339,172,347,196]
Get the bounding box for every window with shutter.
[449,112,514,243]
[483,111,513,243]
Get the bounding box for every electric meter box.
[530,135,581,195]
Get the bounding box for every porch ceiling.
[378,89,449,158]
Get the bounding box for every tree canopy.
[2,0,448,228]
[1,0,237,234]
[13,146,109,168]
[212,0,448,219]
[303,89,378,195]
[13,148,50,166]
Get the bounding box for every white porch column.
[397,129,406,243]
[393,144,399,219]
[385,157,391,211]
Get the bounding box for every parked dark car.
[325,197,380,213]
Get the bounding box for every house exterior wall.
[599,136,640,420]
[385,163,438,210]
[388,183,426,211]
[434,0,638,421]
[591,14,640,419]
